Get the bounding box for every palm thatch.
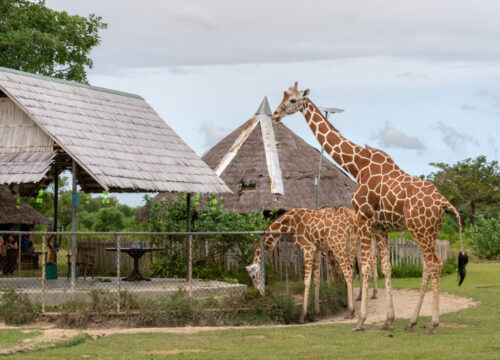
[0,67,229,196]
[151,98,356,214]
[0,185,49,225]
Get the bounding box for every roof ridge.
[0,66,143,100]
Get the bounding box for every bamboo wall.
[0,98,53,153]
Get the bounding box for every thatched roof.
[0,67,229,195]
[152,98,356,214]
[0,185,49,225]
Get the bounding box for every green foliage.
[268,296,301,324]
[0,0,107,83]
[0,288,37,325]
[438,213,461,245]
[93,207,125,232]
[468,217,500,260]
[427,156,500,226]
[389,258,457,278]
[160,288,201,326]
[25,182,140,231]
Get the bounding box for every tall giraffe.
[272,83,467,333]
[246,206,357,323]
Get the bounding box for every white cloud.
[174,5,217,31]
[46,0,500,70]
[200,121,230,150]
[374,122,426,151]
[435,122,479,152]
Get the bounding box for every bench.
[0,251,41,271]
[21,252,41,270]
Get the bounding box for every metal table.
[106,247,164,281]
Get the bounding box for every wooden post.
[259,236,265,296]
[18,234,22,276]
[116,233,121,312]
[70,160,77,291]
[186,193,192,295]
[41,235,46,313]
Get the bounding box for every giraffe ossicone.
[273,82,468,333]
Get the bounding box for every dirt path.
[0,288,479,354]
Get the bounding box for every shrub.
[161,288,201,326]
[468,217,500,260]
[268,296,301,324]
[0,288,37,325]
[390,258,457,278]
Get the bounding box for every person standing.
[3,235,18,275]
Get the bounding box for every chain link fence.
[0,231,347,326]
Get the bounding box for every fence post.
[18,234,22,276]
[41,235,46,314]
[116,233,121,313]
[259,235,265,296]
[186,193,193,297]
[285,234,290,296]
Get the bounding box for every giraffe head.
[245,263,260,290]
[272,82,310,122]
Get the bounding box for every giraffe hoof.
[356,297,361,302]
[298,317,306,324]
[344,313,355,320]
[370,295,377,300]
[423,327,435,335]
[404,324,415,332]
[381,324,394,330]
[352,325,365,331]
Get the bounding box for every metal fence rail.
[0,230,299,312]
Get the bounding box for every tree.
[426,156,500,225]
[0,0,107,83]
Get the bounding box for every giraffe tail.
[443,201,468,286]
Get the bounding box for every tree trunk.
[469,200,476,226]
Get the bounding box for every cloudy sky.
[46,0,500,206]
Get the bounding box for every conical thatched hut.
[152,98,356,214]
[0,185,49,228]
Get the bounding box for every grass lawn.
[0,329,40,349]
[6,263,500,359]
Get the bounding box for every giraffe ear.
[303,88,310,97]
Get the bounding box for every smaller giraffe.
[246,206,357,323]
[354,236,378,301]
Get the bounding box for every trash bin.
[46,264,58,279]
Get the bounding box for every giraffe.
[353,235,378,301]
[272,83,468,333]
[246,206,357,323]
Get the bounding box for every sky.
[46,0,500,207]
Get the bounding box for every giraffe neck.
[252,216,292,265]
[302,99,364,179]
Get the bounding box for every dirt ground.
[0,288,479,354]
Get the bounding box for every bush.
[468,217,500,260]
[161,288,201,326]
[268,296,301,324]
[0,288,37,325]
[390,258,457,278]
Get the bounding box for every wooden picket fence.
[389,238,450,266]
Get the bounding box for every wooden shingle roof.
[0,67,229,194]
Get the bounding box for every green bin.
[46,264,58,279]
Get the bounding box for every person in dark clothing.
[3,235,18,275]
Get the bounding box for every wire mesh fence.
[0,230,347,326]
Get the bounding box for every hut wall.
[0,98,53,153]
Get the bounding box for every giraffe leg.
[405,261,430,331]
[371,239,378,300]
[353,221,372,331]
[374,234,395,330]
[424,254,442,334]
[339,255,355,319]
[300,249,314,324]
[356,242,363,302]
[313,251,321,317]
